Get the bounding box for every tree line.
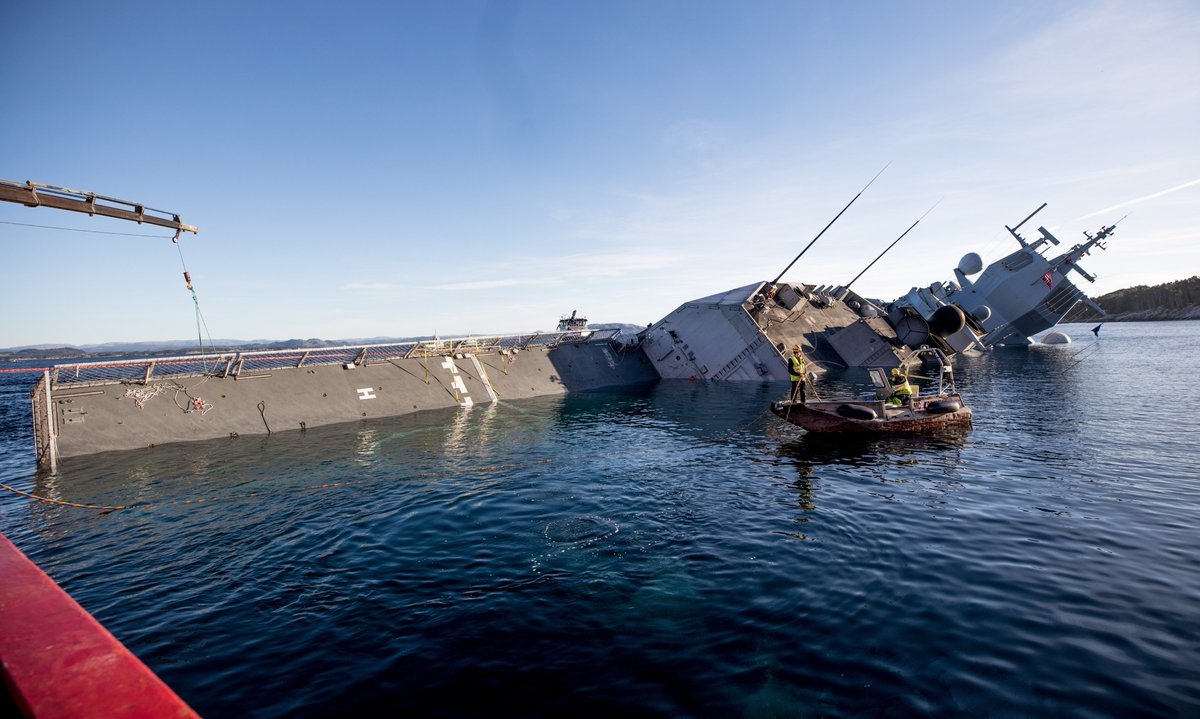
[1066,275,1200,321]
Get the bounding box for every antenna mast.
[844,199,941,290]
[769,163,889,286]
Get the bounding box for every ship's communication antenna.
[769,162,890,286]
[844,199,941,291]
[1005,202,1047,247]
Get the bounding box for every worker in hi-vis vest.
[788,344,807,405]
[889,367,915,403]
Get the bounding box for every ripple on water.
[4,328,1200,718]
[543,515,619,545]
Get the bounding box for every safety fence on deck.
[45,329,616,388]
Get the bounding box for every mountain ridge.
[0,324,645,360]
[1065,275,1200,322]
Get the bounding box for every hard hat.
[792,344,801,353]
[891,368,901,375]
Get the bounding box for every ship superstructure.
[644,204,1117,380]
[642,280,908,380]
[892,203,1114,349]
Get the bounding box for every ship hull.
[33,332,658,467]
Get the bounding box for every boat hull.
[32,332,659,467]
[770,395,972,433]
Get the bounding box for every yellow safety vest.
[788,355,805,380]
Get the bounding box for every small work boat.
[771,347,972,433]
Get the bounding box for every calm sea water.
[2,321,1199,718]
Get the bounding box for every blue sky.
[2,0,1197,347]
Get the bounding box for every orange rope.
[0,483,126,511]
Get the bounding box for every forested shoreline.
[1066,275,1200,322]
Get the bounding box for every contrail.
[1075,177,1200,221]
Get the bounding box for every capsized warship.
[4,180,662,470]
[28,320,659,471]
[4,180,1115,469]
[640,201,1116,380]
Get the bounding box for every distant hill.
[1066,276,1200,322]
[4,346,85,358]
[0,337,427,361]
[0,323,648,361]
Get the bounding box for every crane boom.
[0,179,198,235]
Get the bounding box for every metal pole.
[769,162,890,286]
[43,370,57,473]
[844,199,941,290]
[1005,202,1047,245]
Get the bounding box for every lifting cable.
[0,219,171,238]
[173,231,215,356]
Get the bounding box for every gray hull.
[33,331,657,468]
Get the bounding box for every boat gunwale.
[771,393,972,433]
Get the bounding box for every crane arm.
[0,179,198,235]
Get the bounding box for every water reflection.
[354,427,379,464]
[776,429,969,469]
[15,396,576,523]
[772,429,972,527]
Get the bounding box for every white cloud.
[344,282,402,291]
[1074,178,1200,221]
[430,278,539,291]
[983,2,1200,112]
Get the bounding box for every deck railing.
[46,329,614,388]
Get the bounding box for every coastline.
[1066,307,1200,323]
